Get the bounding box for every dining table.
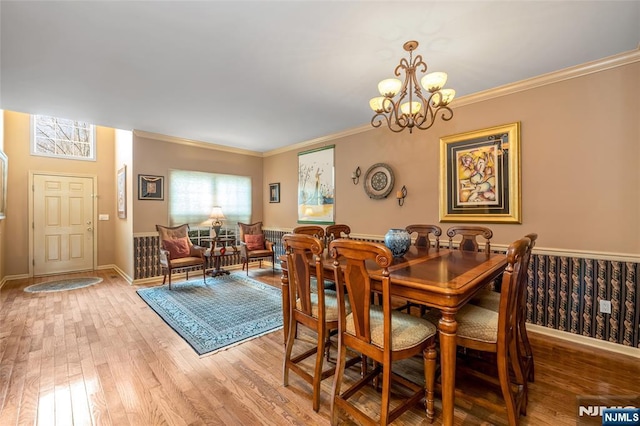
[279,244,507,426]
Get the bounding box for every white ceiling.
[1,1,638,153]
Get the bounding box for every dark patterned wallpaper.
[134,230,639,349]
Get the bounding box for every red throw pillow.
[163,237,190,258]
[245,234,265,250]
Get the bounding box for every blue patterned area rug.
[24,277,103,293]
[136,273,283,356]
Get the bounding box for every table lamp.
[209,206,226,237]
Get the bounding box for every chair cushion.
[471,289,501,312]
[296,291,349,322]
[424,305,498,344]
[346,306,437,351]
[245,234,265,250]
[163,237,191,259]
[169,256,205,268]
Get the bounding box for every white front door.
[33,174,95,276]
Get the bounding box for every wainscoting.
[134,229,639,350]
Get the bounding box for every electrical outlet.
[599,300,611,314]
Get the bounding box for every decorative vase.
[384,228,411,258]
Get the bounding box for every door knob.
[87,227,93,232]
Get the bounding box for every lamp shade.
[209,206,226,225]
[369,97,388,112]
[432,89,456,107]
[378,78,402,97]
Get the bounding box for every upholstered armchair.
[238,222,275,275]
[156,224,206,290]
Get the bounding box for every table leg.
[280,268,290,346]
[439,311,458,426]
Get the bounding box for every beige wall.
[263,62,640,255]
[132,134,264,233]
[3,111,117,276]
[115,129,134,280]
[0,111,5,281]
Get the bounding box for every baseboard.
[527,324,640,359]
[97,264,133,284]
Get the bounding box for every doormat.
[136,273,283,356]
[24,277,103,293]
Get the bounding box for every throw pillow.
[163,237,191,258]
[245,234,265,250]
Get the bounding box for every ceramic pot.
[384,228,411,258]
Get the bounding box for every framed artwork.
[0,150,7,220]
[439,122,521,223]
[297,145,335,224]
[363,163,395,199]
[117,166,126,218]
[269,183,280,203]
[138,174,164,200]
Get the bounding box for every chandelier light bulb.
[432,89,456,107]
[378,78,402,97]
[369,97,387,112]
[421,72,448,92]
[400,101,422,116]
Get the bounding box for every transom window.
[31,115,95,161]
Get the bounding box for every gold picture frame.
[439,122,521,223]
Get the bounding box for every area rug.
[24,277,103,293]
[136,273,283,356]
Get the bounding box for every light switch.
[99,214,109,221]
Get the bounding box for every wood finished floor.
[1,267,638,425]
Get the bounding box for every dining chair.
[328,239,438,425]
[471,233,538,388]
[424,236,531,425]
[405,224,442,249]
[155,224,206,290]
[238,222,275,276]
[293,225,326,239]
[446,225,493,254]
[325,224,351,243]
[282,233,351,412]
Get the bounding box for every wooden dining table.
[279,244,507,426]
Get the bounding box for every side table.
[202,237,237,277]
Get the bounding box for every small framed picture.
[117,166,126,218]
[138,174,164,200]
[269,182,280,203]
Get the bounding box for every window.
[168,170,252,243]
[31,115,95,161]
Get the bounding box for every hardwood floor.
[1,267,638,425]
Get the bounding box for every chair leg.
[168,271,172,290]
[283,319,298,387]
[424,343,437,423]
[497,346,519,426]
[201,266,206,284]
[519,316,534,382]
[313,325,327,412]
[380,359,392,425]
[330,336,348,426]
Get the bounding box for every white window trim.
[30,115,96,161]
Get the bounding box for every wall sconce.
[351,166,361,185]
[396,185,407,206]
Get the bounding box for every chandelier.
[369,40,455,133]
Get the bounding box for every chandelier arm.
[412,55,427,74]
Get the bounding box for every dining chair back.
[155,224,206,290]
[328,239,438,425]
[293,225,326,239]
[405,224,442,249]
[447,225,493,253]
[282,233,339,412]
[325,224,351,243]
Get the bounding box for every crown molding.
[452,47,640,108]
[263,124,372,157]
[133,130,264,157]
[264,47,640,156]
